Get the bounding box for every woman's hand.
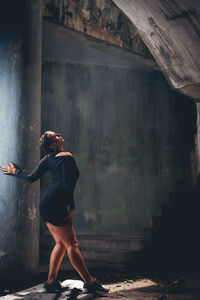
[64,209,74,225]
[68,209,74,219]
[0,162,17,175]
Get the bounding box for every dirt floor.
[1,268,200,299]
[101,275,200,299]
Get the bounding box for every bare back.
[55,152,73,157]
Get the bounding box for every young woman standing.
[0,130,108,294]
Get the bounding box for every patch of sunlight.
[106,278,158,293]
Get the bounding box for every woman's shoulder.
[55,152,73,157]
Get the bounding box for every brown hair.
[39,131,56,155]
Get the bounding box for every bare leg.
[67,244,93,283]
[47,242,66,283]
[46,221,94,283]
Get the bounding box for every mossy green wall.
[41,61,196,234]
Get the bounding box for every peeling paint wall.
[42,0,152,58]
[112,0,200,101]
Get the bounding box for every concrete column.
[0,0,42,280]
[196,103,200,176]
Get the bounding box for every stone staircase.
[39,233,144,272]
[39,179,200,273]
[143,179,200,272]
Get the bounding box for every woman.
[0,130,108,294]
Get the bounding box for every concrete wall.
[0,0,42,280]
[113,0,200,101]
[42,0,200,100]
[41,22,196,236]
[0,2,22,278]
[195,103,200,176]
[42,0,152,59]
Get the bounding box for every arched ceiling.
[112,0,200,101]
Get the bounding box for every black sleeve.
[62,157,80,210]
[14,156,48,183]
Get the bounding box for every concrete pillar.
[196,103,200,176]
[0,0,42,280]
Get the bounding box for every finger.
[10,162,15,168]
[1,168,9,172]
[0,165,7,169]
[3,163,9,167]
[0,167,7,171]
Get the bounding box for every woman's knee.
[66,240,79,250]
[55,241,66,250]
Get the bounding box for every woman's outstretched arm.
[0,156,48,183]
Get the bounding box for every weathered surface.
[112,0,200,101]
[196,103,200,174]
[42,0,152,59]
[2,277,200,300]
[0,281,92,299]
[43,21,158,70]
[41,22,196,242]
[0,0,42,280]
[40,231,144,271]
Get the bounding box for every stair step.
[152,216,162,232]
[161,203,170,217]
[169,191,192,204]
[39,248,143,272]
[176,179,190,192]
[40,234,144,251]
[41,232,143,240]
[40,247,141,263]
[39,234,144,271]
[143,227,153,242]
[39,259,126,273]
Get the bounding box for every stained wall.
[41,22,196,235]
[0,0,42,280]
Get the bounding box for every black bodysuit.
[15,153,80,226]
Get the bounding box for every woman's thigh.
[46,220,78,248]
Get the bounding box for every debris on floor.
[1,274,200,299]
